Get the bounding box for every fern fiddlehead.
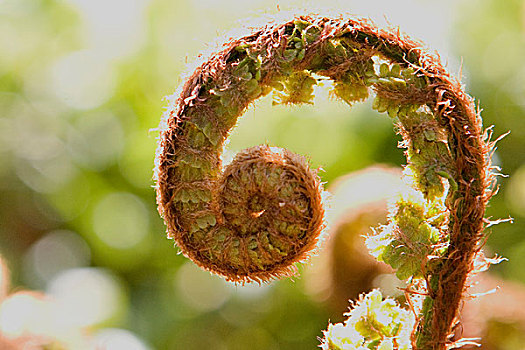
[154,14,495,349]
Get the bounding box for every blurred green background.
[0,0,523,349]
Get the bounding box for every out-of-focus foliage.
[0,0,523,349]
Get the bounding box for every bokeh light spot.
[47,268,126,328]
[66,0,150,59]
[23,230,91,289]
[51,49,116,110]
[92,328,150,350]
[231,281,273,300]
[0,292,47,338]
[15,153,78,194]
[175,262,233,313]
[325,166,406,225]
[92,192,150,250]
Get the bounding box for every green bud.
[379,63,390,77]
[377,98,389,113]
[390,64,401,77]
[387,105,400,118]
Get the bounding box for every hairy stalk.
[154,14,495,349]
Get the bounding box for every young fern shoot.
[154,14,500,349]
